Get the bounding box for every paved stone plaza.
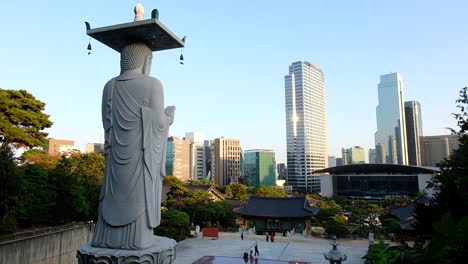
[174,232,369,264]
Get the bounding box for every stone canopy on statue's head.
[86,16,184,53]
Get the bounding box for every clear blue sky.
[1,0,467,163]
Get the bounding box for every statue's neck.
[118,69,145,81]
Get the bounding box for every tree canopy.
[0,89,53,149]
[229,183,249,200]
[253,185,288,197]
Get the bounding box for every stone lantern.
[324,236,347,264]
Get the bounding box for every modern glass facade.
[405,101,423,165]
[244,150,276,187]
[334,175,419,197]
[285,61,327,193]
[166,140,174,175]
[374,73,408,165]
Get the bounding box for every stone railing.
[0,222,94,264]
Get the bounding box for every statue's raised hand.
[165,106,176,125]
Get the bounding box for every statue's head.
[120,42,153,75]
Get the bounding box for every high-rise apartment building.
[243,149,276,187]
[342,146,366,165]
[285,61,328,193]
[185,132,206,180]
[166,136,190,181]
[420,135,459,166]
[405,101,423,165]
[374,73,408,165]
[214,137,241,186]
[46,138,76,156]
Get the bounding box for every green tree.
[0,146,20,234]
[17,164,54,225]
[49,152,104,223]
[189,179,216,186]
[253,186,288,197]
[20,149,60,170]
[223,185,233,198]
[164,176,188,209]
[316,200,343,222]
[0,89,53,149]
[212,201,237,227]
[154,209,190,241]
[182,190,214,225]
[229,183,249,200]
[428,88,468,222]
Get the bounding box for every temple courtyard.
[174,232,369,264]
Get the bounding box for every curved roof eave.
[313,164,440,175]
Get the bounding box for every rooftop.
[233,196,319,218]
[314,164,440,175]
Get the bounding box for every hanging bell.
[87,43,92,55]
[179,54,184,61]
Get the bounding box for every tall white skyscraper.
[374,73,408,165]
[285,61,328,193]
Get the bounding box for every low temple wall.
[0,222,94,264]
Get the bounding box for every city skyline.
[1,1,467,164]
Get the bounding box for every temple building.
[233,196,319,235]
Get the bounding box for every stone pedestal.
[77,236,176,264]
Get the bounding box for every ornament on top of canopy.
[85,2,186,64]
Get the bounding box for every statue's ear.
[143,55,152,75]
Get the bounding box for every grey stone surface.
[0,223,93,264]
[78,236,176,264]
[174,232,369,264]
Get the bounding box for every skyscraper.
[243,149,276,187]
[185,132,206,180]
[285,61,328,193]
[374,73,408,165]
[342,146,366,165]
[214,137,241,186]
[166,136,190,181]
[405,101,423,165]
[368,148,376,164]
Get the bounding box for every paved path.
[174,232,369,264]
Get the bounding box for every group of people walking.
[265,232,275,242]
[242,241,260,263]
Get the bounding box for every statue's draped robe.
[92,74,169,249]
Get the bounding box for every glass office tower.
[285,61,328,193]
[243,149,276,187]
[374,73,408,165]
[405,101,423,165]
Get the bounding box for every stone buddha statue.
[91,42,175,250]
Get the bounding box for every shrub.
[154,209,190,241]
